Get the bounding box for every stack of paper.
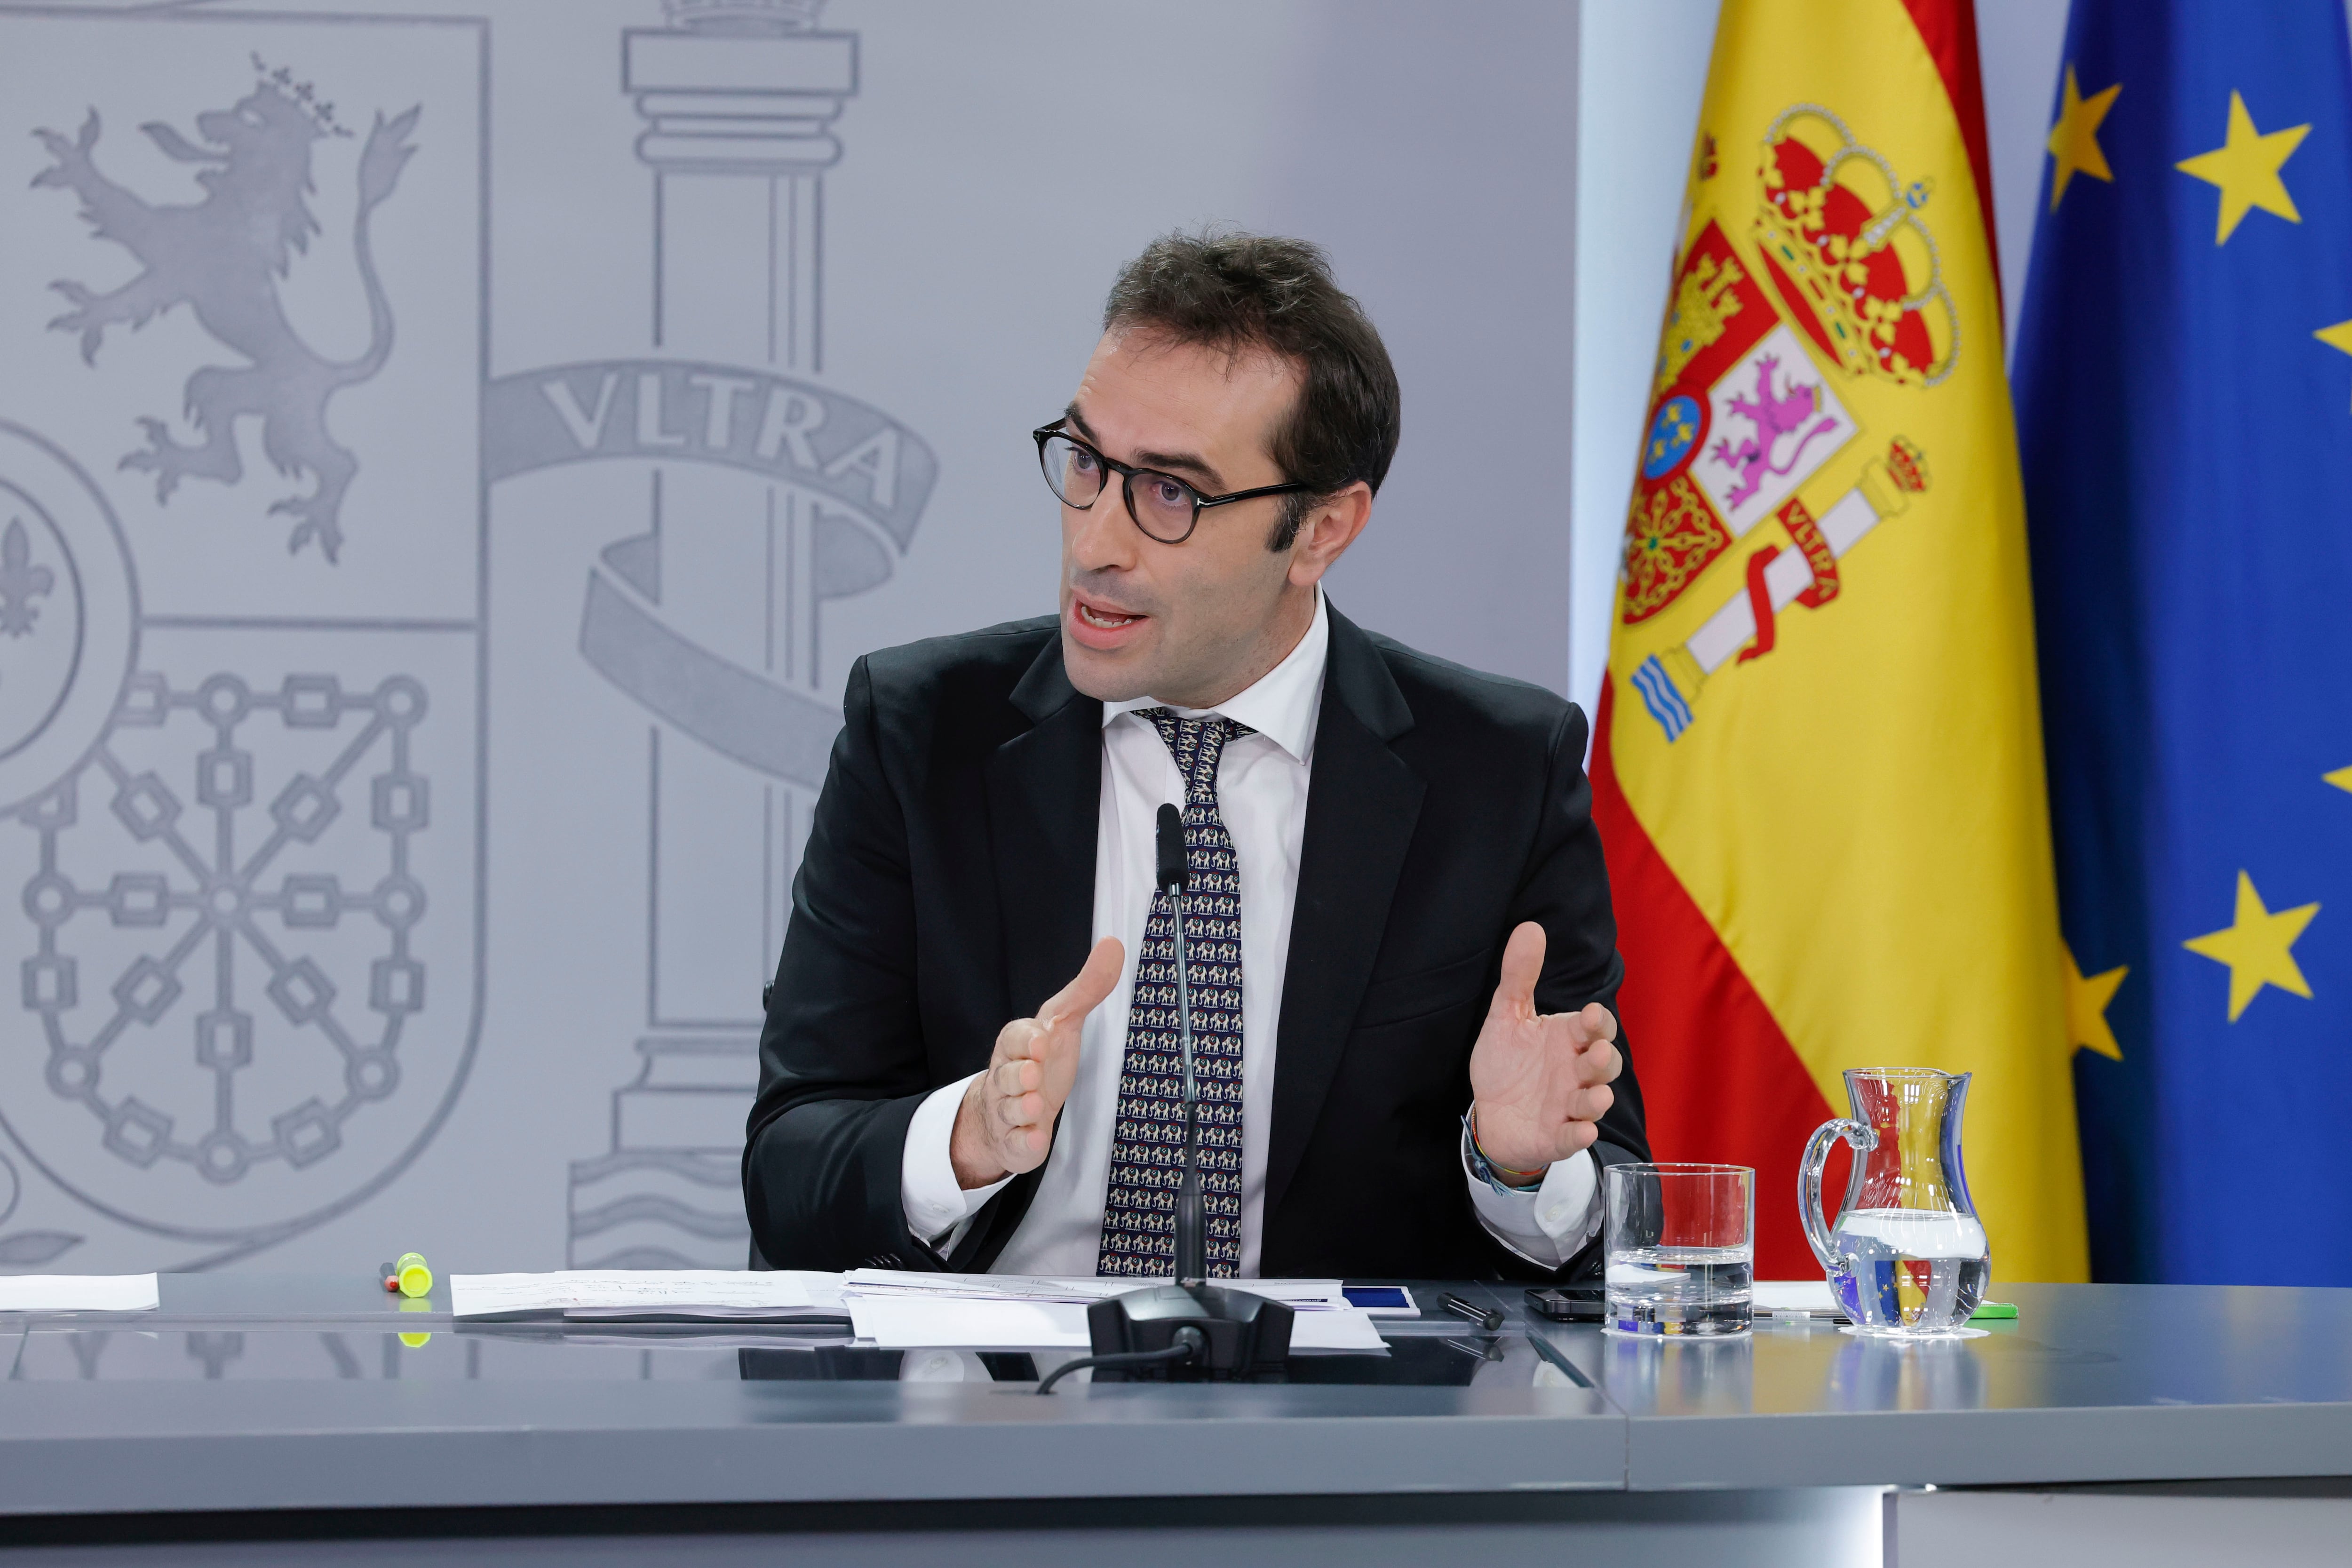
[448,1270,837,1321]
[0,1274,159,1313]
[438,1268,1387,1350]
[837,1271,1386,1352]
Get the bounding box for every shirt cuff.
[901,1071,1011,1246]
[1462,1132,1600,1270]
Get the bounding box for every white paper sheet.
[1752,1279,1838,1315]
[449,1270,820,1320]
[847,1294,1387,1352]
[841,1271,1351,1311]
[0,1274,159,1313]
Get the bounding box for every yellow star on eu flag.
[2047,65,2122,211]
[2183,871,2319,1022]
[2319,321,2352,413]
[2063,944,2128,1060]
[2176,91,2311,244]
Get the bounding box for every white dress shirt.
[899,589,1600,1273]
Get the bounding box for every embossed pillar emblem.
[551,0,935,1267]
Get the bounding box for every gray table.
[0,1277,2345,1566]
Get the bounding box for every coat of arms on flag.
[1623,108,1946,741]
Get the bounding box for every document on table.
[448,1270,833,1321]
[842,1276,1386,1353]
[0,1274,159,1313]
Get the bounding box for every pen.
[1440,1291,1504,1331]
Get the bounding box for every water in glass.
[1825,1208,1988,1332]
[1603,1162,1754,1337]
[1606,1245,1754,1336]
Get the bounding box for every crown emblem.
[1751,104,1956,389]
[249,53,353,139]
[1883,435,1928,495]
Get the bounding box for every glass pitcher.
[1799,1068,1989,1337]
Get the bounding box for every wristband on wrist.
[1463,1108,1548,1194]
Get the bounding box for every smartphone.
[1340,1285,1418,1317]
[1524,1285,1605,1322]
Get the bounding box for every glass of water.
[1603,1162,1754,1336]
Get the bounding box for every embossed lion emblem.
[33,68,418,562]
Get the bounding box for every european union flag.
[2016,0,2352,1283]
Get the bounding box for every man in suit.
[746,231,1647,1280]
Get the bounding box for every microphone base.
[1085,1284,1295,1382]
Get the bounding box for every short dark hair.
[1103,230,1401,550]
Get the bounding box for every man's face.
[1056,329,1310,708]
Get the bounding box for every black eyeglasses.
[1033,422,1311,544]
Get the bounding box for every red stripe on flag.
[1900,0,2003,322]
[1590,680,1839,1280]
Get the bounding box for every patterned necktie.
[1097,709,1252,1278]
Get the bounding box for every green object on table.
[1970,1300,2017,1321]
[394,1251,432,1299]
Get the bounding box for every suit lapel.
[984,639,1103,1023]
[1265,608,1422,1221]
[961,639,1099,1268]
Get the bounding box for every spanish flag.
[1593,0,2090,1281]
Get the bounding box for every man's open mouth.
[1074,601,1143,630]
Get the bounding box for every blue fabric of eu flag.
[2015,0,2352,1283]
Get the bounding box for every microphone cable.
[1034,1325,1206,1394]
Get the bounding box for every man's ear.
[1285,481,1374,589]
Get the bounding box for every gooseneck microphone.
[1155,803,1206,1289]
[1041,796,1293,1390]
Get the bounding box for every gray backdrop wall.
[0,0,1578,1274]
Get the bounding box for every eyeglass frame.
[1033,420,1316,545]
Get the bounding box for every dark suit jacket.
[743,604,1649,1280]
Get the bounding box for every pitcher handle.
[1799,1117,1877,1273]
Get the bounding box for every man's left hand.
[1466,921,1622,1178]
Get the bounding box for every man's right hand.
[949,937,1124,1189]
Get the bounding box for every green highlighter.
[1970,1300,2018,1321]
